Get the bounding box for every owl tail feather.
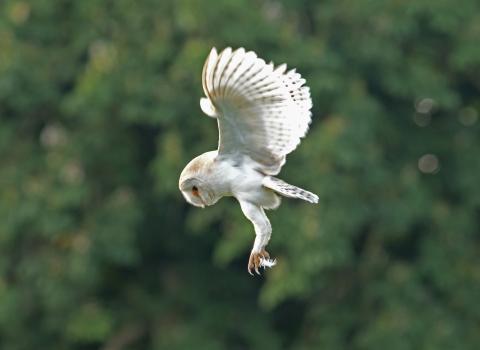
[262,176,318,204]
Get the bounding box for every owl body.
[227,158,282,210]
[179,47,318,274]
[180,151,281,210]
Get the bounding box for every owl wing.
[200,47,313,175]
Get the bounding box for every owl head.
[178,152,218,208]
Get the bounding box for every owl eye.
[192,186,199,197]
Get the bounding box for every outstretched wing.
[200,47,313,175]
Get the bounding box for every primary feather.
[200,47,313,175]
[262,176,319,204]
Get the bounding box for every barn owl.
[179,47,318,275]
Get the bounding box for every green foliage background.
[1,0,480,349]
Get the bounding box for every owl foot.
[248,249,277,275]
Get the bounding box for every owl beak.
[198,196,206,208]
[191,197,205,208]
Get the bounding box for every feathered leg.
[239,200,277,275]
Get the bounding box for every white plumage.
[179,47,318,275]
[202,47,312,174]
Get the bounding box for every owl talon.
[248,249,275,276]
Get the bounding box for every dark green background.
[1,0,479,349]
